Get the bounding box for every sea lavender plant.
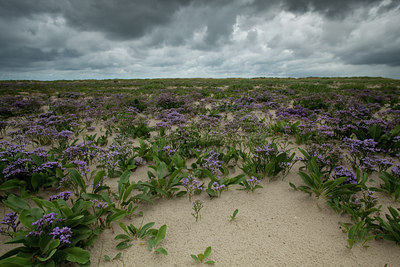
[181,175,203,201]
[0,212,20,236]
[192,200,204,222]
[202,150,222,176]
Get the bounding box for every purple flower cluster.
[49,191,72,201]
[71,160,90,177]
[1,212,19,232]
[391,164,400,177]
[91,199,109,209]
[27,212,65,237]
[34,161,65,173]
[197,115,221,130]
[276,105,310,120]
[162,145,176,155]
[97,148,120,170]
[246,176,261,191]
[361,156,393,173]
[62,141,97,161]
[333,166,357,184]
[181,175,203,190]
[49,226,73,244]
[155,121,171,130]
[254,144,276,160]
[202,150,222,175]
[2,158,32,178]
[57,130,74,140]
[212,181,226,191]
[342,138,379,154]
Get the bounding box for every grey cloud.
[1,0,400,79]
[0,46,81,69]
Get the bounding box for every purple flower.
[333,166,357,184]
[71,160,90,177]
[1,212,19,232]
[57,130,74,140]
[34,161,65,173]
[50,226,72,244]
[202,150,222,176]
[391,164,400,177]
[90,199,108,209]
[49,191,72,201]
[32,212,61,229]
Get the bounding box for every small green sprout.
[191,246,215,265]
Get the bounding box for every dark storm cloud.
[278,0,385,18]
[0,46,81,69]
[0,0,400,79]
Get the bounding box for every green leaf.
[138,222,155,239]
[115,234,131,240]
[198,253,204,262]
[63,247,90,264]
[347,238,354,249]
[3,194,30,213]
[37,248,57,262]
[148,237,156,250]
[69,169,86,194]
[157,162,168,179]
[155,247,168,255]
[36,260,55,267]
[155,225,167,246]
[116,241,132,249]
[205,260,215,265]
[104,255,111,261]
[123,183,136,202]
[40,237,60,254]
[107,210,127,224]
[19,209,38,228]
[113,252,122,260]
[0,179,24,190]
[92,170,106,191]
[31,154,44,166]
[204,246,212,259]
[191,254,200,263]
[118,170,131,195]
[0,255,33,266]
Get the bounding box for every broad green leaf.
[114,234,131,240]
[0,179,24,190]
[204,246,212,259]
[191,255,200,263]
[155,225,167,246]
[205,260,215,265]
[63,247,90,264]
[118,170,131,195]
[123,183,136,202]
[40,237,60,254]
[69,169,86,194]
[116,241,132,249]
[37,249,57,262]
[3,194,30,213]
[138,222,155,239]
[93,170,106,191]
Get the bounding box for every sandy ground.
[85,163,400,267]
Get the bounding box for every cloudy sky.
[1,0,400,80]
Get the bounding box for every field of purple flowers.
[0,77,400,266]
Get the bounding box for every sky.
[1,0,400,80]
